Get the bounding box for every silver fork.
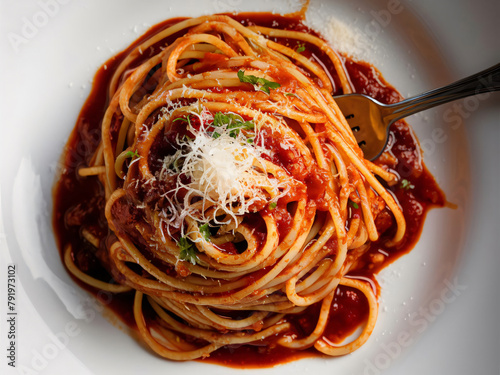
[333,63,500,160]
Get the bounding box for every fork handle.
[382,63,500,125]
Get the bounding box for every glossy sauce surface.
[53,13,445,368]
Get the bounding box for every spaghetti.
[53,13,443,364]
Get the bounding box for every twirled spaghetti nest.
[66,14,406,360]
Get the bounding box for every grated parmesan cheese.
[305,15,373,62]
[157,105,286,233]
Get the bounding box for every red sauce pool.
[52,12,445,368]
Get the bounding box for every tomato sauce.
[52,12,445,368]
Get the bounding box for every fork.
[333,63,500,160]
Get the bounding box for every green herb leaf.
[213,112,242,127]
[349,201,359,209]
[296,42,306,53]
[285,92,297,97]
[237,70,280,94]
[199,224,211,241]
[178,237,198,265]
[229,121,254,138]
[213,112,255,138]
[268,202,277,210]
[124,150,140,159]
[227,120,254,130]
[400,179,415,190]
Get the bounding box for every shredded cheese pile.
[158,106,285,229]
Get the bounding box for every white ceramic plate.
[1,0,499,374]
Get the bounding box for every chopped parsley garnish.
[178,237,198,265]
[349,200,359,209]
[400,179,415,190]
[124,150,140,159]
[268,202,277,210]
[199,224,211,241]
[296,42,306,53]
[285,92,298,97]
[212,112,254,138]
[237,69,280,94]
